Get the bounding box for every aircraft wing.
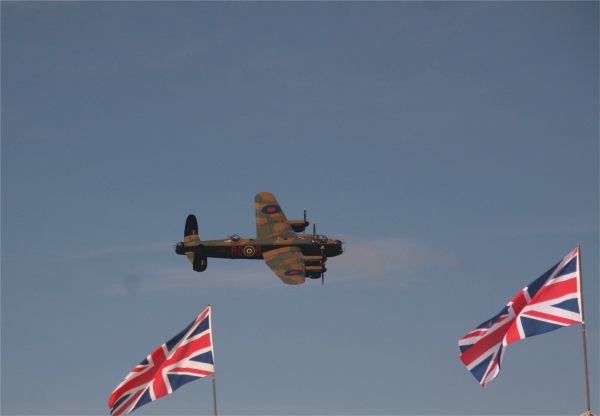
[263,247,306,285]
[255,192,296,240]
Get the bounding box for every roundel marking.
[284,269,303,276]
[261,205,281,215]
[243,245,256,257]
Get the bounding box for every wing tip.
[284,278,305,285]
[255,191,276,202]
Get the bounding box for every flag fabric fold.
[108,305,215,415]
[459,247,582,388]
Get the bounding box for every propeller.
[320,244,326,285]
[313,223,316,239]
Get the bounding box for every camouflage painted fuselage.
[175,192,344,284]
[176,235,343,260]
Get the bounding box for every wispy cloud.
[106,237,457,294]
[77,241,171,259]
[334,237,457,283]
[157,262,280,290]
[113,262,280,295]
[487,222,595,237]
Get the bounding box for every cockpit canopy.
[228,234,241,242]
[298,233,328,241]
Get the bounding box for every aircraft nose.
[337,240,344,254]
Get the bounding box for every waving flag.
[108,305,215,415]
[459,247,582,388]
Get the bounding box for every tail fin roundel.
[184,214,200,243]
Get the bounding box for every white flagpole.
[212,375,218,416]
[208,304,218,416]
[577,246,593,416]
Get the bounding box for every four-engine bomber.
[175,192,343,285]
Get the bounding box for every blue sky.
[1,2,598,415]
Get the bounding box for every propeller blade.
[320,245,326,286]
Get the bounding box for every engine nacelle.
[304,255,326,267]
[306,271,322,279]
[305,264,326,278]
[287,219,309,233]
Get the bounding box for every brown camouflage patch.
[263,246,305,285]
[255,192,297,240]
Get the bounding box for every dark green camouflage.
[175,192,343,285]
[255,192,298,240]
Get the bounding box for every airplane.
[175,192,343,285]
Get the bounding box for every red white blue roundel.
[261,205,281,214]
[284,269,303,276]
[243,246,256,257]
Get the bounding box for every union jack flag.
[108,305,215,415]
[459,247,582,388]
